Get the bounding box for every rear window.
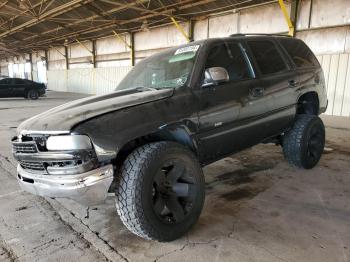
[280,39,319,68]
[247,40,287,75]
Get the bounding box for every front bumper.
[17,164,113,206]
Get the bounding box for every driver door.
[196,41,271,163]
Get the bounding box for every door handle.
[288,79,298,88]
[250,87,264,97]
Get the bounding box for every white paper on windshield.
[174,45,200,55]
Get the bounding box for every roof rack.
[229,33,291,37]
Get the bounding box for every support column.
[44,50,49,71]
[278,0,296,36]
[188,19,194,42]
[290,0,299,37]
[92,40,97,68]
[130,32,135,66]
[170,17,190,42]
[206,18,210,38]
[308,0,313,29]
[29,53,33,80]
[64,46,69,70]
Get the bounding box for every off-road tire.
[115,142,205,241]
[27,89,39,100]
[283,114,325,169]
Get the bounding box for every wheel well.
[114,128,197,165]
[109,128,198,195]
[297,92,319,115]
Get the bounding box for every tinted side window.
[280,39,319,68]
[248,40,287,75]
[227,43,251,81]
[14,79,25,84]
[205,43,251,82]
[0,78,11,84]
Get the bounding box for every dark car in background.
[0,78,46,99]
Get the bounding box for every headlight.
[46,135,92,151]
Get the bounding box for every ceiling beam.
[0,1,8,11]
[98,0,183,20]
[24,0,38,17]
[0,0,94,38]
[0,0,50,30]
[8,2,198,52]
[84,2,115,21]
[39,0,55,16]
[18,0,148,43]
[19,0,195,44]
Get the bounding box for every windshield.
[116,44,200,91]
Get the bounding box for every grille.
[20,161,45,171]
[13,142,38,153]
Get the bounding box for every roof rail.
[229,33,292,38]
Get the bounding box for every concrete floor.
[0,91,349,262]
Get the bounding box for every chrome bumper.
[17,164,114,206]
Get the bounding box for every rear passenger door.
[12,78,28,97]
[245,39,298,138]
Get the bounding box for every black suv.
[0,77,46,99]
[12,35,327,241]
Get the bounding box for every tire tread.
[282,114,324,168]
[115,141,203,241]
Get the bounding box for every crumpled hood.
[17,88,174,135]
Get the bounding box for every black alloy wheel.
[306,122,325,164]
[152,159,198,224]
[27,89,39,100]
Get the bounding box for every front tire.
[283,114,325,169]
[27,89,39,100]
[116,142,205,241]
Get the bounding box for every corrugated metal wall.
[47,66,132,95]
[1,66,8,76]
[318,54,350,117]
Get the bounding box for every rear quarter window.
[280,38,319,68]
[247,40,287,75]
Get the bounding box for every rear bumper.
[17,164,113,206]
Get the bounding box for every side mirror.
[202,67,229,87]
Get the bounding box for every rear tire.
[115,142,205,241]
[283,114,325,169]
[27,89,39,100]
